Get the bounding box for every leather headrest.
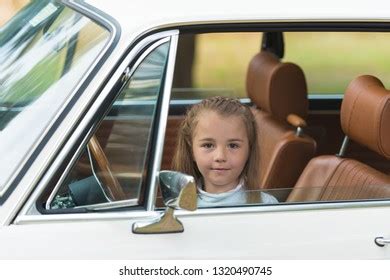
[341,75,390,159]
[246,51,308,122]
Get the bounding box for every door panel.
[3,205,390,258]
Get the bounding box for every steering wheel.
[87,135,127,201]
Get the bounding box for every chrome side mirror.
[159,170,197,211]
[132,171,197,234]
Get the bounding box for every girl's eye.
[228,143,240,149]
[201,143,214,149]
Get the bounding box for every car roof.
[85,0,390,32]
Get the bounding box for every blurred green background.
[193,32,390,97]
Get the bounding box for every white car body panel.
[1,206,390,259]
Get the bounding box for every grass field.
[193,32,390,97]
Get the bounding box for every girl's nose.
[214,147,227,162]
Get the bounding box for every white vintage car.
[1,0,390,259]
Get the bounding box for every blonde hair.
[172,96,260,192]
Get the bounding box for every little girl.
[172,96,277,207]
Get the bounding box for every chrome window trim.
[77,198,139,211]
[65,0,118,30]
[15,30,179,222]
[15,197,390,225]
[168,97,251,106]
[108,97,251,107]
[146,33,179,211]
[44,37,172,211]
[183,199,390,216]
[16,210,161,225]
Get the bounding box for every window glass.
[47,41,170,210]
[0,0,110,194]
[171,32,390,99]
[162,31,390,210]
[171,33,262,100]
[284,32,390,94]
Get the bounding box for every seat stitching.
[320,158,345,200]
[328,160,349,200]
[348,167,359,198]
[341,161,358,199]
[353,168,367,199]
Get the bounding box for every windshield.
[0,0,110,195]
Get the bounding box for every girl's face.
[192,110,249,193]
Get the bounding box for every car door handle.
[374,237,390,247]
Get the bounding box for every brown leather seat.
[287,75,390,202]
[246,51,316,191]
